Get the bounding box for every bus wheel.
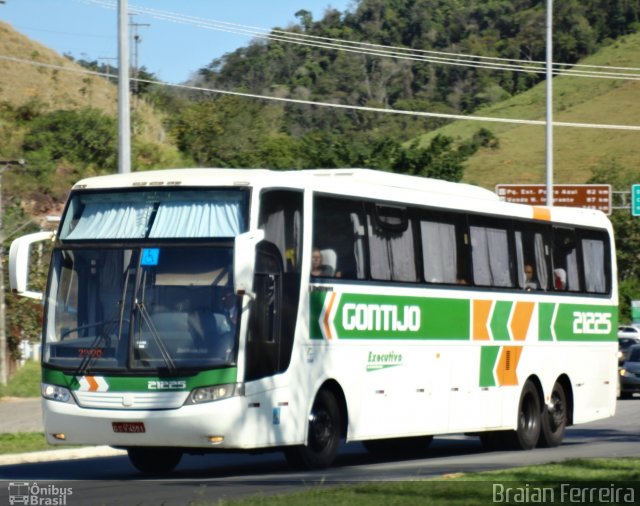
[539,381,567,448]
[507,380,541,450]
[284,389,341,470]
[363,436,433,457]
[127,447,182,474]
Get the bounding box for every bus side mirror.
[234,230,265,297]
[9,231,55,300]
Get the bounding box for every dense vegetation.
[186,0,640,170]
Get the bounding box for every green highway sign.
[632,184,640,216]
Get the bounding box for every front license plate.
[112,422,146,433]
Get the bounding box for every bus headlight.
[41,383,74,403]
[186,383,243,404]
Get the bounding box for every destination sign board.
[495,184,611,215]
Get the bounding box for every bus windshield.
[44,246,240,373]
[59,189,248,240]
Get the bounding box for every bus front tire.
[506,380,541,450]
[538,381,567,448]
[284,389,341,470]
[127,447,183,474]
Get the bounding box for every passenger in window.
[554,268,567,290]
[524,264,539,291]
[311,248,334,277]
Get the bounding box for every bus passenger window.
[553,228,580,292]
[312,196,366,280]
[367,204,417,282]
[470,222,513,287]
[420,220,460,285]
[514,227,551,291]
[581,235,608,293]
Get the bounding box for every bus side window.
[419,211,468,285]
[312,196,366,280]
[580,232,609,294]
[552,227,581,292]
[514,224,551,291]
[367,204,417,282]
[469,218,514,288]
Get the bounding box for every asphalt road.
[1,398,639,505]
[0,397,42,433]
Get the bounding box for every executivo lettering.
[342,303,421,332]
[366,351,404,371]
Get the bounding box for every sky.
[0,0,354,83]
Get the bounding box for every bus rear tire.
[127,447,182,474]
[538,381,567,448]
[506,380,541,450]
[363,435,433,457]
[284,389,341,470]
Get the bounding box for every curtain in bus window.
[260,207,286,266]
[421,221,457,283]
[367,216,416,282]
[515,231,525,287]
[566,248,580,290]
[582,239,606,292]
[351,213,366,279]
[292,210,302,271]
[470,226,512,287]
[534,233,549,290]
[65,202,153,239]
[149,200,242,238]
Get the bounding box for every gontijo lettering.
[342,303,420,332]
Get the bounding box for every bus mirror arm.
[233,230,265,298]
[9,230,55,300]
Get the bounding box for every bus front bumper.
[42,396,253,449]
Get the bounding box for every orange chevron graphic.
[86,376,99,392]
[473,300,493,340]
[496,346,523,386]
[323,292,337,340]
[510,302,535,341]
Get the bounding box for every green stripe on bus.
[309,290,325,340]
[490,301,513,341]
[311,292,470,340]
[538,303,555,341]
[479,346,500,387]
[553,304,617,342]
[42,367,238,391]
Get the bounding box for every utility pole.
[545,0,554,206]
[129,17,150,103]
[118,0,131,173]
[98,56,117,83]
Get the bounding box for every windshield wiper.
[134,301,177,373]
[74,318,118,376]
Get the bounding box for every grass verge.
[0,360,40,398]
[0,432,51,454]
[214,458,640,506]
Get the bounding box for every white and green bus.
[9,168,618,473]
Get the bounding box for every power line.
[81,0,640,80]
[3,52,640,132]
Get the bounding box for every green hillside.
[414,32,640,189]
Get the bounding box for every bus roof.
[70,168,611,229]
[72,167,497,200]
